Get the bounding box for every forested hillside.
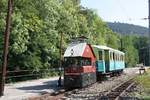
[0,0,148,77]
[107,22,148,36]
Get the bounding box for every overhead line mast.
[0,0,13,96]
[148,0,150,66]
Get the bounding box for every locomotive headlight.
[71,49,74,56]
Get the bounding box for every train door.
[97,50,105,73]
[104,50,109,72]
[109,51,115,71]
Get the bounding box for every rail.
[99,78,137,100]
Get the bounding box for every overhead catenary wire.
[116,0,147,21]
[116,0,132,21]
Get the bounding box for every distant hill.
[107,22,148,36]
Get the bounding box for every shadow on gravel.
[16,80,60,94]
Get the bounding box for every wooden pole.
[0,0,13,96]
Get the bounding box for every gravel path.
[0,77,60,100]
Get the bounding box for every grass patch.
[142,96,150,100]
[134,68,150,99]
[135,73,150,89]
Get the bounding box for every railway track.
[99,78,137,100]
[54,79,136,100]
[28,68,140,100]
[29,81,137,100]
[36,79,137,100]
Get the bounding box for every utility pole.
[148,0,150,66]
[0,0,13,96]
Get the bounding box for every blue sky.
[81,0,148,27]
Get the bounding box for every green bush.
[134,69,150,97]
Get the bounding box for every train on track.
[63,37,125,89]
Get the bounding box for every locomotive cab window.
[64,57,91,67]
[64,57,82,67]
[81,58,91,66]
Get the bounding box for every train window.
[109,52,110,60]
[121,55,123,61]
[112,52,114,61]
[64,57,92,67]
[81,58,91,66]
[110,52,113,61]
[105,50,109,61]
[64,57,82,67]
[120,55,122,61]
[120,55,121,61]
[113,53,115,61]
[98,51,103,60]
[109,52,111,60]
[117,54,118,61]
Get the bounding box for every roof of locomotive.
[92,45,125,55]
[64,42,87,57]
[64,42,124,57]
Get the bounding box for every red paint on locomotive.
[82,45,96,62]
[64,44,96,75]
[82,45,96,73]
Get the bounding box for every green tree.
[122,35,139,67]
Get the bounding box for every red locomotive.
[63,37,96,89]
